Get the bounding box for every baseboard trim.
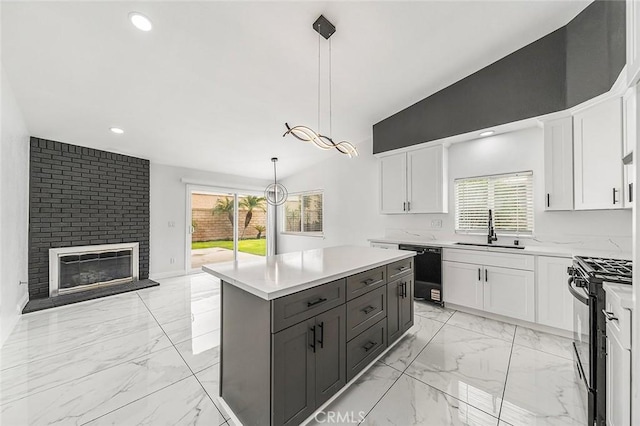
[149,270,188,280]
[445,302,573,339]
[17,292,28,313]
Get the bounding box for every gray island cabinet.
[203,246,415,426]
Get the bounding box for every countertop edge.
[203,251,415,300]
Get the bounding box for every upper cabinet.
[543,117,574,211]
[379,145,448,214]
[573,97,624,210]
[628,0,640,85]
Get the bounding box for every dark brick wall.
[29,137,150,299]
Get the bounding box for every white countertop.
[369,237,632,260]
[202,245,415,300]
[603,282,635,310]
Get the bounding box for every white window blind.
[283,192,324,234]
[455,171,534,235]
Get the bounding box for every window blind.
[455,171,534,235]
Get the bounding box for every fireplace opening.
[49,243,140,297]
[59,250,133,291]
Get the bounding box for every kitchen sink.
[455,242,525,250]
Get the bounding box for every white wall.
[278,126,632,253]
[149,163,270,278]
[0,67,30,346]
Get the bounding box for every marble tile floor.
[0,274,582,426]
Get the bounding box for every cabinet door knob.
[546,193,550,208]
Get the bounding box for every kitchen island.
[203,245,416,426]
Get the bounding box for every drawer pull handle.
[397,266,409,272]
[307,297,327,308]
[363,341,377,352]
[362,278,376,286]
[362,306,376,315]
[602,310,619,322]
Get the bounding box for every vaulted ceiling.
[1,1,590,179]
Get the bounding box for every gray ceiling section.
[373,0,626,154]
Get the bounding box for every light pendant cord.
[318,24,321,134]
[329,37,332,138]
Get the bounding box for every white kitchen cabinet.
[483,266,535,322]
[380,153,406,214]
[573,97,624,210]
[442,249,535,322]
[536,256,573,331]
[407,145,447,213]
[443,261,483,310]
[606,328,631,426]
[623,87,637,209]
[379,145,447,214]
[628,0,640,85]
[543,117,574,211]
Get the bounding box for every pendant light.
[264,157,288,206]
[283,15,358,158]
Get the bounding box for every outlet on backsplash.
[430,220,442,229]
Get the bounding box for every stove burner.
[574,256,633,284]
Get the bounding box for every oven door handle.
[567,277,589,305]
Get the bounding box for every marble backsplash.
[382,228,633,254]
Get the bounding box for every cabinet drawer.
[271,279,346,333]
[346,286,387,341]
[605,291,632,350]
[346,318,387,381]
[442,248,534,271]
[346,266,386,301]
[387,258,414,281]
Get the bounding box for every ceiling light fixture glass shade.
[264,157,288,206]
[283,15,357,158]
[110,127,124,134]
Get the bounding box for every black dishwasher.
[399,244,443,305]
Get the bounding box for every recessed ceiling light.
[110,127,124,134]
[129,12,152,32]
[479,130,495,137]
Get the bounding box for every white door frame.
[185,184,266,274]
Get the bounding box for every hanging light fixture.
[264,157,288,206]
[283,15,358,158]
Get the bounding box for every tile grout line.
[497,325,518,422]
[358,306,454,424]
[394,306,509,422]
[136,288,228,423]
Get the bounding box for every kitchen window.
[455,171,534,235]
[282,191,324,235]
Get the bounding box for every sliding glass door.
[188,187,268,272]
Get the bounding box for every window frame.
[280,190,325,237]
[454,171,534,237]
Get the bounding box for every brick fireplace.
[28,137,150,302]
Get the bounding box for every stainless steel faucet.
[487,209,498,244]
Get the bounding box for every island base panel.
[221,281,271,426]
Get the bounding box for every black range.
[567,256,632,426]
